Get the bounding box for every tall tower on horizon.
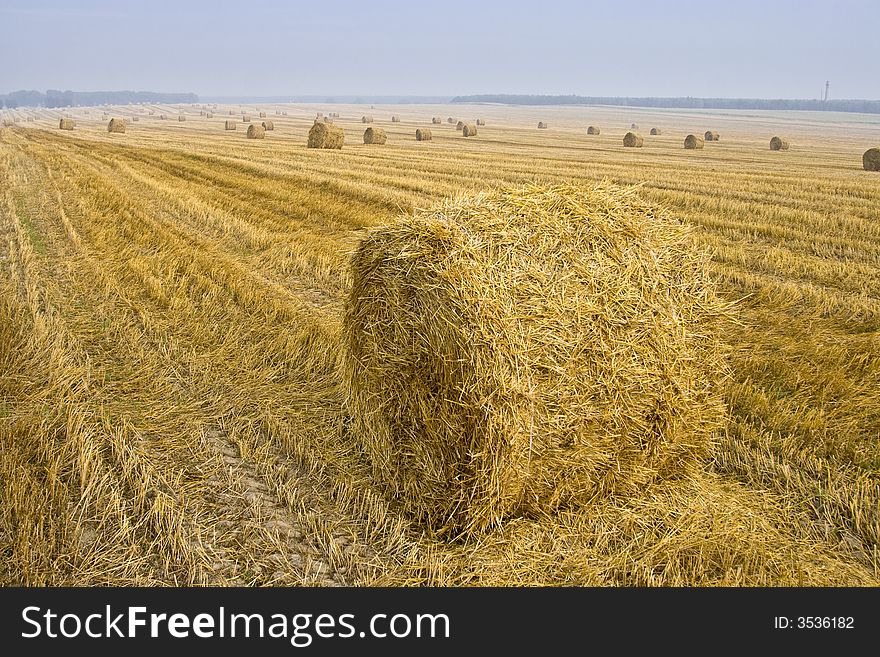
[824,80,830,102]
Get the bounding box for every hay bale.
[259,112,267,118]
[224,120,237,131]
[704,131,719,141]
[770,136,789,151]
[362,115,374,123]
[107,118,126,133]
[344,183,728,534]
[59,118,76,130]
[178,115,186,122]
[537,122,547,129]
[684,134,704,149]
[132,116,140,121]
[447,117,456,124]
[308,121,344,149]
[159,114,167,120]
[432,117,442,124]
[415,128,432,141]
[462,123,477,137]
[229,110,235,115]
[247,124,266,139]
[363,126,387,144]
[455,120,465,131]
[587,126,600,135]
[316,112,324,118]
[864,148,880,171]
[276,110,281,115]
[242,115,251,122]
[262,120,275,131]
[282,111,288,116]
[623,132,643,147]
[631,123,639,130]
[476,119,485,126]
[650,127,662,135]
[391,115,400,122]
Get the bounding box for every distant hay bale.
[770,136,790,151]
[229,110,235,115]
[363,127,387,144]
[456,120,464,131]
[259,112,267,118]
[362,115,374,123]
[650,127,662,135]
[631,123,639,130]
[415,128,432,141]
[623,132,643,147]
[206,112,213,118]
[316,112,324,118]
[864,148,880,171]
[282,111,288,116]
[59,118,75,130]
[276,110,281,115]
[178,115,186,122]
[343,183,729,534]
[132,116,140,121]
[200,110,205,116]
[447,117,456,124]
[684,134,704,149]
[587,126,600,135]
[308,121,344,149]
[462,123,477,137]
[224,120,237,130]
[262,120,275,131]
[476,119,485,126]
[537,122,548,129]
[704,131,719,142]
[432,117,442,124]
[148,110,155,115]
[391,115,400,122]
[247,124,266,139]
[242,115,251,122]
[107,118,126,133]
[159,114,167,120]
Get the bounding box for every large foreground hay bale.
[261,120,275,131]
[415,128,432,141]
[363,126,387,144]
[864,148,880,171]
[107,118,126,133]
[650,127,662,135]
[344,183,728,534]
[225,120,237,130]
[684,134,704,149]
[59,118,75,130]
[623,132,643,147]
[462,123,477,137]
[770,136,789,151]
[247,124,266,139]
[704,130,719,141]
[308,121,344,149]
[587,126,600,135]
[537,121,547,129]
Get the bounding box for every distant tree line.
[451,94,880,114]
[0,90,198,108]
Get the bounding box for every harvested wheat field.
[0,102,879,587]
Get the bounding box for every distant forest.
[1,90,198,108]
[452,94,880,114]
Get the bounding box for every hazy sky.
[1,0,878,99]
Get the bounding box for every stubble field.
[1,102,878,586]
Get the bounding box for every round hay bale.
[684,134,704,149]
[362,115,374,123]
[587,126,600,135]
[107,118,126,133]
[308,121,344,149]
[864,148,880,171]
[159,114,167,120]
[224,120,237,131]
[282,111,288,116]
[343,183,729,534]
[178,115,186,122]
[229,110,235,115]
[537,121,548,129]
[415,128,432,141]
[391,115,400,122]
[242,115,252,123]
[770,136,789,151]
[132,116,140,122]
[432,117,442,124]
[650,127,662,135]
[261,120,275,131]
[631,123,639,130]
[462,123,477,137]
[623,132,643,147]
[363,126,387,144]
[276,110,281,115]
[456,120,464,131]
[476,119,485,126]
[247,124,266,139]
[59,118,76,130]
[316,112,324,118]
[259,112,267,118]
[704,131,719,141]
